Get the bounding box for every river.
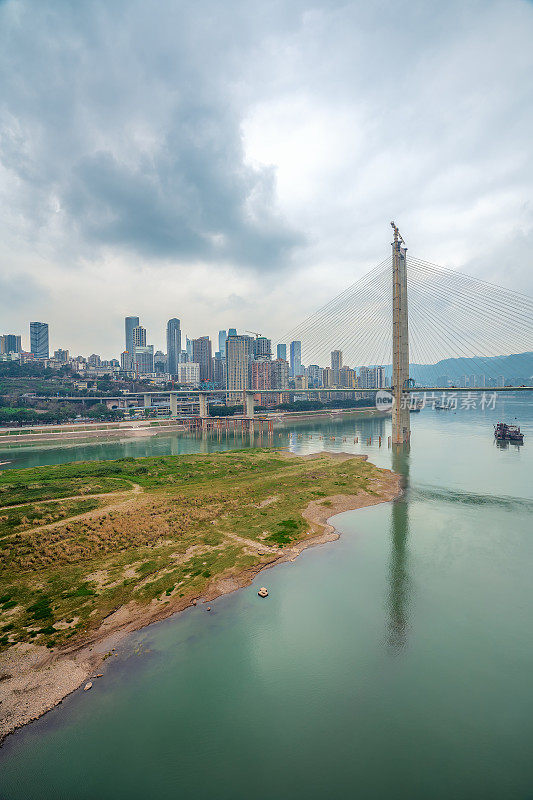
[0,395,532,799]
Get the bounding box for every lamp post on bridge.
[391,222,411,446]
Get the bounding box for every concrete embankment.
[0,421,186,447]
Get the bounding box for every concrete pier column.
[143,393,151,408]
[169,392,178,417]
[199,392,208,418]
[244,391,255,419]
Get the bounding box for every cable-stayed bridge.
[277,222,533,443]
[24,225,533,443]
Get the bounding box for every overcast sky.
[1,0,532,357]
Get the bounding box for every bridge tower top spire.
[390,220,405,247]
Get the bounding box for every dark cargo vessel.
[494,422,524,443]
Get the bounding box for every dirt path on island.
[222,529,277,555]
[0,483,144,538]
[0,482,143,512]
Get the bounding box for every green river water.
[0,396,532,799]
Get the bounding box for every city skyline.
[3,311,526,392]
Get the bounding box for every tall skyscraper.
[226,334,253,401]
[276,343,287,361]
[331,350,343,386]
[132,325,146,348]
[218,330,227,355]
[166,318,181,376]
[30,322,49,359]
[125,316,139,355]
[290,340,302,377]
[228,328,237,337]
[192,336,213,383]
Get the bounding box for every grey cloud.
[0,273,47,310]
[0,0,304,268]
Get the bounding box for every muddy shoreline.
[0,456,401,743]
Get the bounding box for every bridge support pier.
[199,392,208,420]
[244,391,255,419]
[391,222,411,446]
[169,392,178,417]
[143,393,151,409]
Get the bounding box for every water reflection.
[495,439,523,451]
[388,446,411,652]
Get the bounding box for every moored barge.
[494,422,524,443]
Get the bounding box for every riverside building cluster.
[0,318,510,399]
[0,318,394,401]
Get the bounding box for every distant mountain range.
[374,352,533,386]
[409,352,533,386]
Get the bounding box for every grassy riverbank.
[0,450,398,653]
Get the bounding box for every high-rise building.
[132,325,146,349]
[290,340,302,377]
[133,345,154,375]
[213,356,225,387]
[271,358,289,390]
[307,365,323,387]
[120,351,133,371]
[359,366,384,389]
[125,316,140,355]
[30,322,49,359]
[192,337,213,383]
[0,334,22,354]
[322,367,333,387]
[226,334,253,400]
[179,362,200,385]
[251,360,271,390]
[253,337,272,360]
[228,328,237,337]
[331,350,343,386]
[186,337,193,361]
[339,365,356,388]
[166,318,181,376]
[154,350,167,373]
[54,349,69,362]
[88,353,101,367]
[218,330,227,355]
[276,343,287,361]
